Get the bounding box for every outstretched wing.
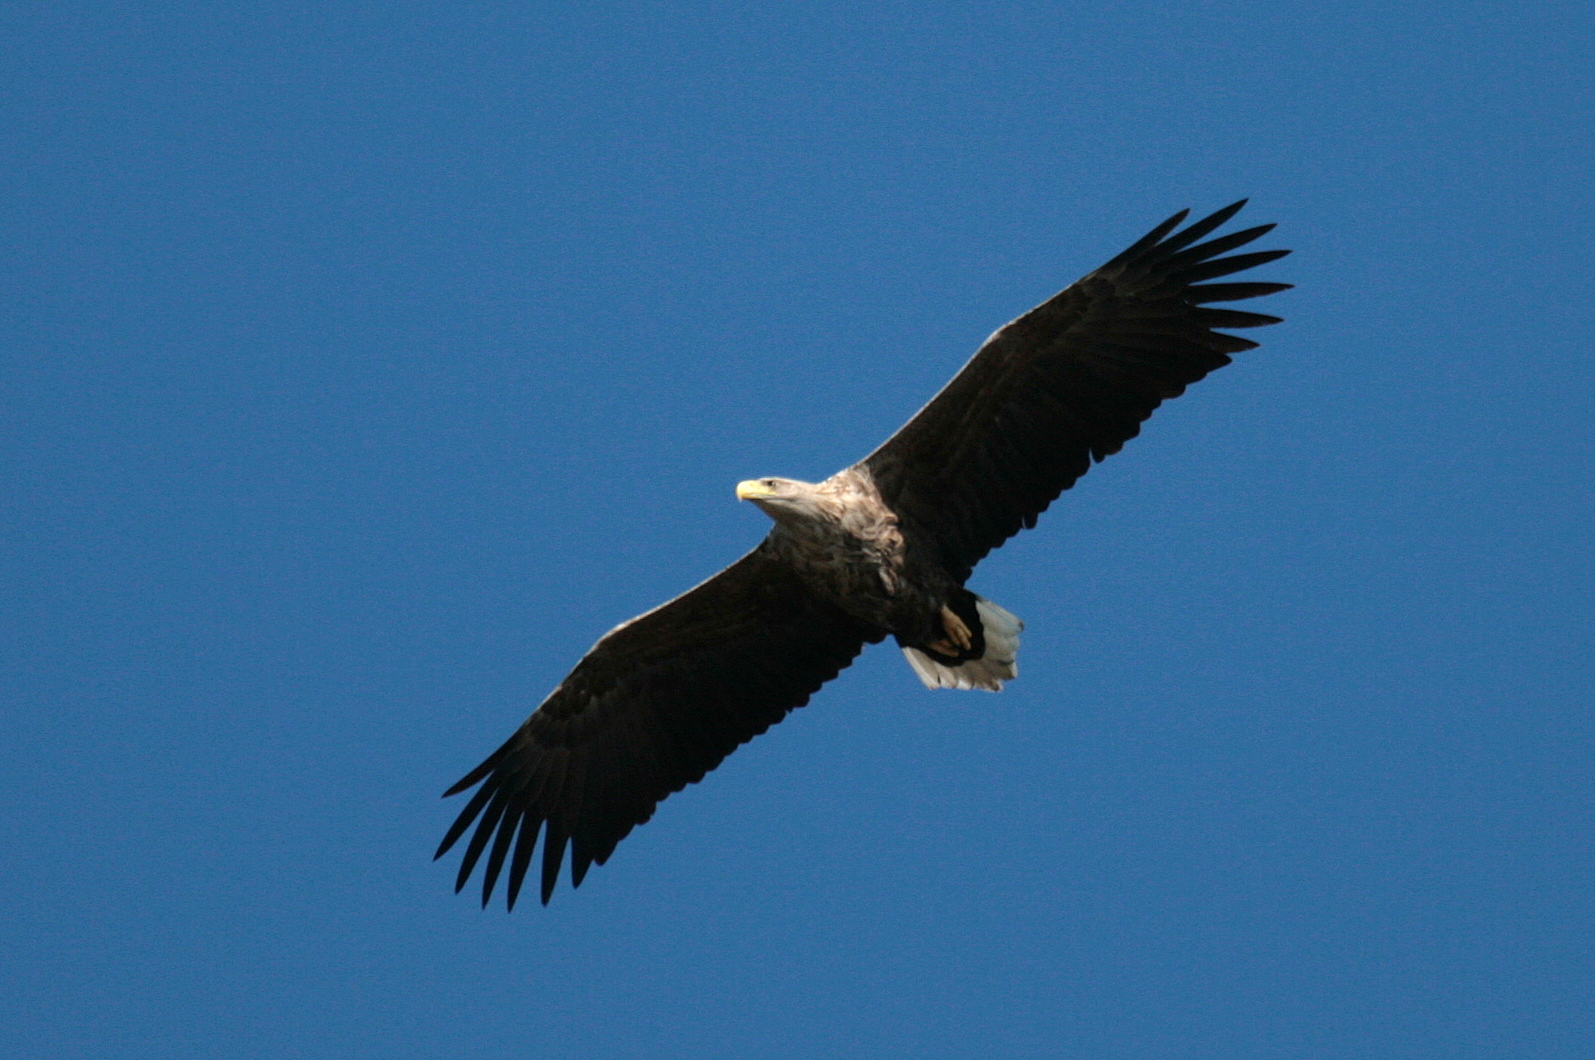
[861,201,1291,582]
[436,546,883,908]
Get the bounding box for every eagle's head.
[735,477,826,524]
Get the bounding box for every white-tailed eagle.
[436,201,1291,907]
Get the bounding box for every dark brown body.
[754,467,968,655]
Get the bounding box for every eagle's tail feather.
[902,597,1023,691]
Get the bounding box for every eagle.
[436,201,1291,907]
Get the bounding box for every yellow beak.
[736,480,773,501]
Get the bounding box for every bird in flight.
[436,200,1290,908]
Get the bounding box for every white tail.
[901,597,1023,692]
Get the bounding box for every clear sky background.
[4,2,1592,1058]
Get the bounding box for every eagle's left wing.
[861,201,1290,582]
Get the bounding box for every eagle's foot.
[926,604,973,656]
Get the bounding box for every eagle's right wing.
[436,546,883,908]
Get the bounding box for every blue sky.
[3,2,1592,1057]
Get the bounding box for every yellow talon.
[939,604,973,651]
